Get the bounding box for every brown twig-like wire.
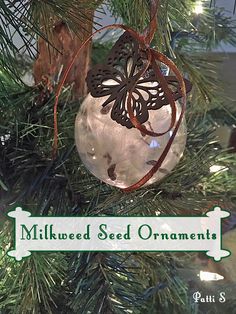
[122,49,186,192]
[142,0,159,44]
[52,0,187,192]
[52,24,143,159]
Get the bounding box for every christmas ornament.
[75,31,191,189]
[53,0,192,191]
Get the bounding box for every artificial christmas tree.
[0,0,236,313]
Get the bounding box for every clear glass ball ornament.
[75,91,187,189]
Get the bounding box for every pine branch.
[0,218,67,313]
[0,252,67,314]
[197,7,236,49]
[68,252,191,314]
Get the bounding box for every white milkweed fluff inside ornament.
[75,32,192,191]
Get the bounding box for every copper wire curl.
[52,0,187,192]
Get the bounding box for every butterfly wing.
[135,72,192,111]
[86,65,124,98]
[107,32,150,127]
[86,31,149,127]
[106,31,143,78]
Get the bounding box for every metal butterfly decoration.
[86,31,192,129]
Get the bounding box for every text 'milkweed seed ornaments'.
[53,0,192,192]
